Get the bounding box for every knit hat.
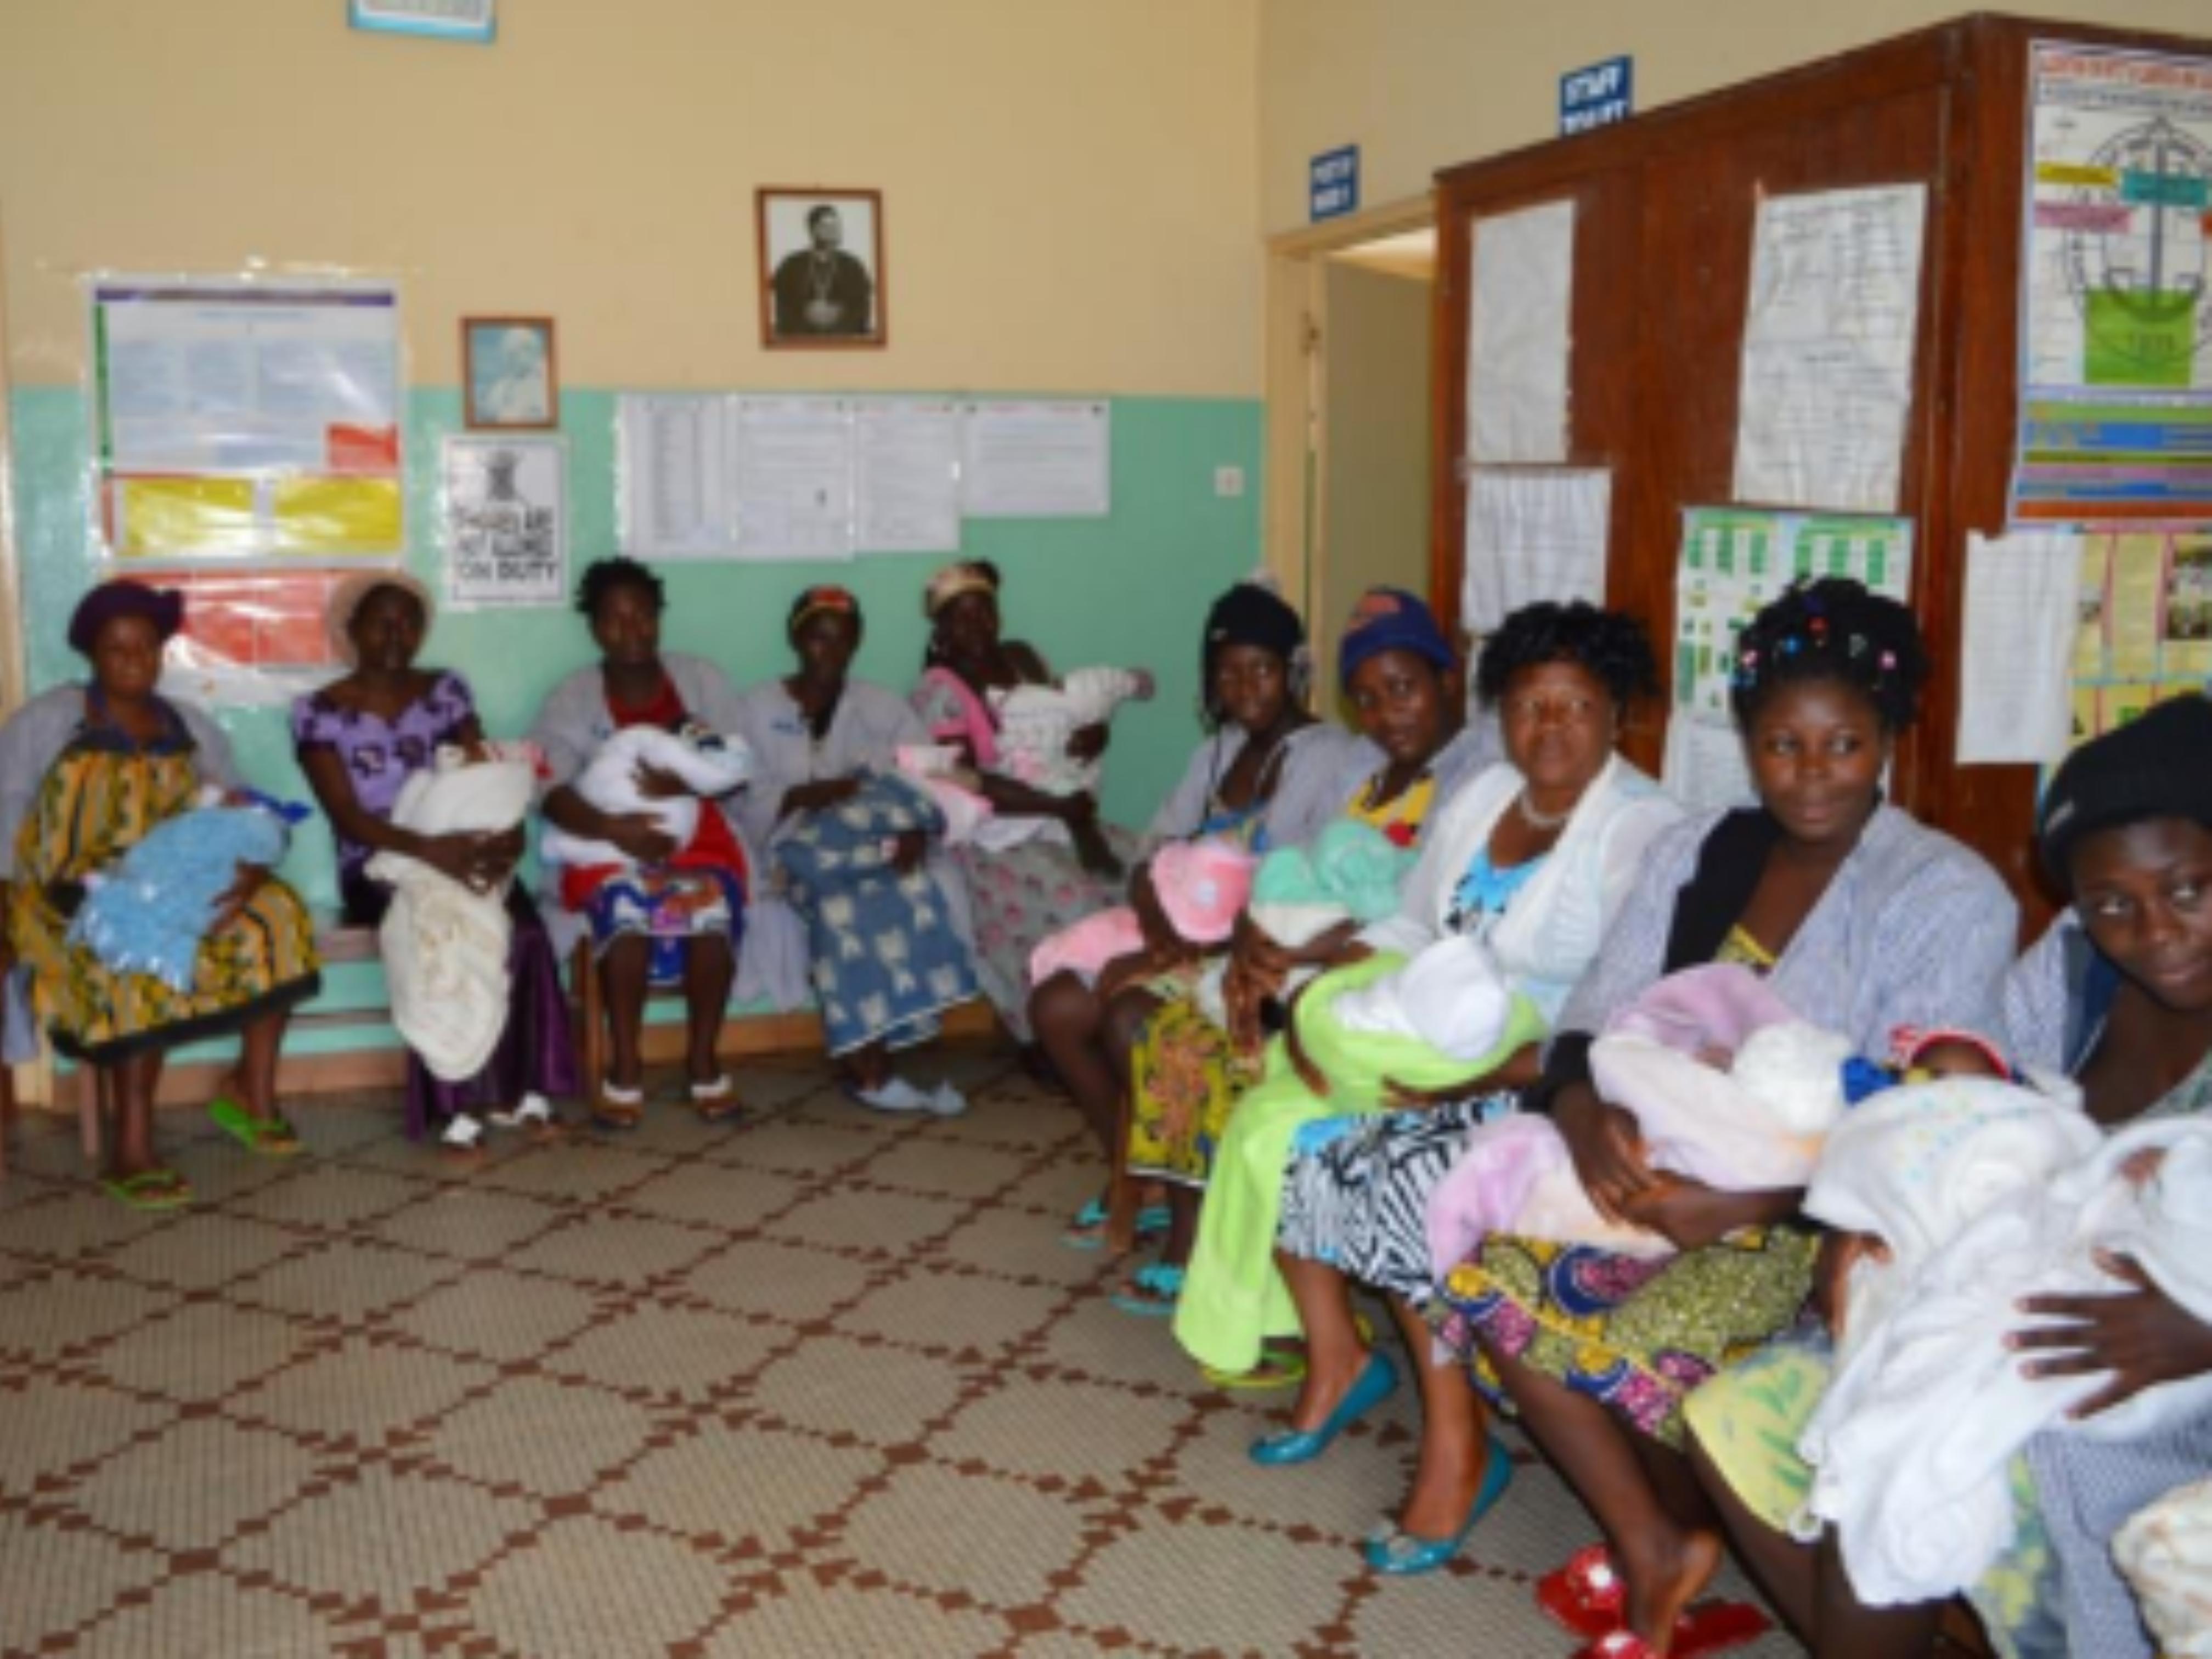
[1338,586,1455,684]
[67,580,184,656]
[1203,580,1304,665]
[1149,839,1257,945]
[326,570,436,666]
[2038,693,2212,889]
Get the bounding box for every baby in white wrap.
[538,723,753,870]
[988,665,1154,799]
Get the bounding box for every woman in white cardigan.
[1244,604,1683,1572]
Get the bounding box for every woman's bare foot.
[1619,1525,1722,1651]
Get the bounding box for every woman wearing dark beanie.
[1690,692,2212,1659]
[1029,578,1363,1242]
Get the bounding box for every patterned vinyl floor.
[0,1048,1802,1658]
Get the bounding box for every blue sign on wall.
[1310,145,1359,222]
[1560,57,1633,134]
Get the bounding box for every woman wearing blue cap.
[1111,586,1497,1314]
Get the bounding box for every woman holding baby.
[1404,579,2017,1655]
[531,557,752,1128]
[731,584,978,1116]
[1686,692,2212,1659]
[292,571,577,1152]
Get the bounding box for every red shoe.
[1567,1600,1774,1659]
[1538,1544,1626,1639]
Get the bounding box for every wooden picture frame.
[461,315,558,430]
[757,188,888,349]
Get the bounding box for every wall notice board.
[1427,14,2212,921]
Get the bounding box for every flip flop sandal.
[1199,1312,1374,1390]
[690,1074,744,1122]
[100,1168,193,1211]
[1110,1262,1186,1317]
[593,1082,645,1131]
[1064,1199,1172,1252]
[207,1097,302,1157]
[489,1094,563,1140]
[438,1114,488,1159]
[1538,1544,1626,1639]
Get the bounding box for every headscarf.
[67,580,184,657]
[924,560,1000,620]
[1338,586,1455,684]
[327,569,435,667]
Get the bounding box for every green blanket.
[1171,951,1543,1373]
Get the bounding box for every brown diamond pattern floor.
[0,1051,1803,1657]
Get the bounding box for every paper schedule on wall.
[731,398,855,562]
[1956,530,2078,764]
[960,401,1110,517]
[1459,469,1610,633]
[855,400,962,553]
[617,394,736,560]
[1466,201,1575,464]
[1732,184,1926,514]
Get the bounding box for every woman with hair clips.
[1112,585,1498,1316]
[1213,603,1682,1575]
[732,584,977,1116]
[1427,579,2016,1659]
[531,557,752,1129]
[1030,578,1367,1244]
[1686,694,2212,1659]
[910,559,1144,1062]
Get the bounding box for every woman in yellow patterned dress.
[0,583,320,1207]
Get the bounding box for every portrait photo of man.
[758,189,887,348]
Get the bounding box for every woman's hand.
[1066,722,1110,764]
[1383,1074,1483,1111]
[888,830,927,876]
[1223,957,1272,1057]
[1071,819,1123,879]
[211,862,270,930]
[605,811,679,866]
[1553,1084,1658,1223]
[1814,1229,1892,1337]
[633,761,697,802]
[1617,1176,1789,1252]
[2011,1251,2212,1419]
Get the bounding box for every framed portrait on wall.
[461,316,557,430]
[757,188,887,349]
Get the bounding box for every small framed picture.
[757,188,887,349]
[461,316,557,430]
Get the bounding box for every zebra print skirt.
[1273,1090,1521,1305]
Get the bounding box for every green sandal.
[207,1097,302,1157]
[100,1169,193,1211]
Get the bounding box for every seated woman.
[1427,579,2017,1657]
[1687,692,2212,1659]
[0,581,321,1207]
[1226,603,1682,1573]
[531,557,751,1128]
[732,584,978,1116]
[291,572,577,1153]
[1030,578,1367,1231]
[1115,586,1498,1314]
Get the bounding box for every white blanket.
[973,666,1149,853]
[538,724,752,870]
[2117,1476,2212,1658]
[1798,1080,2212,1606]
[366,746,537,1082]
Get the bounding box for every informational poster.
[961,400,1111,518]
[1458,468,1611,633]
[1733,185,1926,513]
[1957,530,2078,765]
[617,394,735,560]
[1466,200,1575,464]
[854,399,962,554]
[2015,45,2212,518]
[731,398,855,562]
[1662,507,1915,810]
[2066,522,2212,748]
[88,276,405,560]
[442,437,566,607]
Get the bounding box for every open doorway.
[1263,205,1437,714]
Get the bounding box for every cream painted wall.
[0,0,1261,394]
[1259,0,2212,233]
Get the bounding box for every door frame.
[1262,195,1436,659]
[0,208,49,1108]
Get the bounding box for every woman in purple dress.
[291,572,577,1150]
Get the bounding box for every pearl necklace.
[1515,790,1572,832]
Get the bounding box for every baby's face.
[1909,1039,2005,1080]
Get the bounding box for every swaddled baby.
[1029,838,1256,989]
[988,665,1154,799]
[70,786,309,993]
[539,722,753,870]
[1427,964,1870,1269]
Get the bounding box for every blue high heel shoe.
[1361,1428,1516,1575]
[1249,1350,1400,1466]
